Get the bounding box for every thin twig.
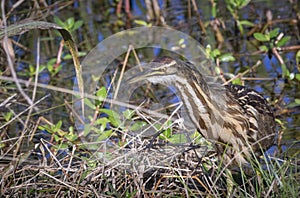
[40,170,84,194]
[0,94,50,130]
[223,60,262,85]
[113,45,133,100]
[0,93,17,107]
[190,0,206,35]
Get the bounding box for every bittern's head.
[129,56,202,85]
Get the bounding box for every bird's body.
[130,56,276,167]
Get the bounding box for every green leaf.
[94,117,110,132]
[215,66,221,75]
[178,38,185,45]
[130,121,147,131]
[211,49,221,58]
[46,58,57,66]
[116,19,125,26]
[38,125,46,131]
[72,20,83,31]
[3,112,12,122]
[219,53,235,62]
[134,20,148,26]
[238,0,250,8]
[96,86,107,101]
[296,50,300,72]
[205,45,212,59]
[275,118,284,125]
[54,120,62,131]
[29,65,35,73]
[190,132,203,143]
[225,0,234,11]
[123,109,135,120]
[238,20,254,27]
[286,99,300,108]
[57,143,70,149]
[96,129,113,141]
[276,36,290,47]
[99,109,121,127]
[259,45,268,52]
[54,16,65,27]
[65,131,78,141]
[83,124,92,136]
[254,33,269,42]
[237,23,245,35]
[50,65,62,77]
[212,3,216,18]
[269,28,280,39]
[168,134,187,144]
[69,126,74,133]
[38,66,46,73]
[64,52,86,59]
[153,123,163,131]
[84,98,96,110]
[295,73,300,81]
[95,87,107,106]
[281,63,290,77]
[66,17,75,29]
[162,128,172,139]
[54,134,60,142]
[232,77,243,85]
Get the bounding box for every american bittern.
[129,56,276,168]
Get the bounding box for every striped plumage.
[130,56,276,167]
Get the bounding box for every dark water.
[9,0,300,155]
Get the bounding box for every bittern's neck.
[169,76,224,139]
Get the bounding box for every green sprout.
[225,0,254,34]
[54,16,83,33]
[254,28,291,77]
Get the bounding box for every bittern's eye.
[161,67,166,72]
